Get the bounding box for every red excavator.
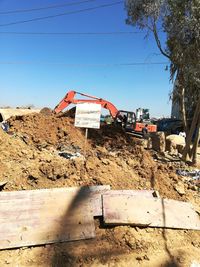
[54,90,157,135]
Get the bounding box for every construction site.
[0,87,199,267]
[1,1,200,267]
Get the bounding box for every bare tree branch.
[152,22,171,59]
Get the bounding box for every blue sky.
[0,0,173,117]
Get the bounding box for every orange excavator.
[54,90,157,135]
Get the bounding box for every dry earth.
[0,112,199,267]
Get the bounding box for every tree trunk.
[175,70,187,131]
[180,86,187,131]
[191,113,200,165]
[182,97,200,161]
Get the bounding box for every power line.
[0,31,141,36]
[0,0,96,15]
[0,61,168,67]
[0,1,123,27]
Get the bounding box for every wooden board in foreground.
[103,194,200,230]
[0,185,110,250]
[103,190,159,198]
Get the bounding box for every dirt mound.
[89,124,137,149]
[8,113,87,150]
[0,125,149,193]
[39,107,53,115]
[4,112,199,199]
[8,113,137,151]
[0,112,199,266]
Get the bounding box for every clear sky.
[0,0,173,117]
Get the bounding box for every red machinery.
[54,90,119,118]
[54,90,157,134]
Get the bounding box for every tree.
[125,0,200,164]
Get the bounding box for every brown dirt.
[0,112,199,266]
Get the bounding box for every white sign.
[74,103,101,129]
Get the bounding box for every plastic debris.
[58,151,82,160]
[176,169,200,181]
[177,169,200,190]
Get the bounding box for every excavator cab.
[116,110,157,136]
[116,110,137,130]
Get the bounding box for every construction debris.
[174,182,186,196]
[177,169,200,179]
[166,134,186,154]
[58,151,83,160]
[177,169,200,189]
[151,131,166,152]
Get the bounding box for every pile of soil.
[0,112,199,266]
[8,112,86,150]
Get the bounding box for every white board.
[74,103,101,129]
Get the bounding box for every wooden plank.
[0,185,110,217]
[85,185,110,216]
[103,190,158,198]
[103,195,200,230]
[0,185,110,250]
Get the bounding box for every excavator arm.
[54,90,119,119]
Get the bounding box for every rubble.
[58,151,83,160]
[151,131,166,152]
[177,169,200,190]
[174,182,186,195]
[166,134,186,154]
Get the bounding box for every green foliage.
[126,0,200,110]
[126,0,165,27]
[126,0,200,163]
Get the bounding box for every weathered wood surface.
[0,185,110,250]
[103,190,158,197]
[103,194,200,230]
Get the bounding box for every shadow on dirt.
[162,262,181,267]
[36,187,127,267]
[161,199,182,267]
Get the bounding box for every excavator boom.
[54,90,119,119]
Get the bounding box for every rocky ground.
[0,111,199,267]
